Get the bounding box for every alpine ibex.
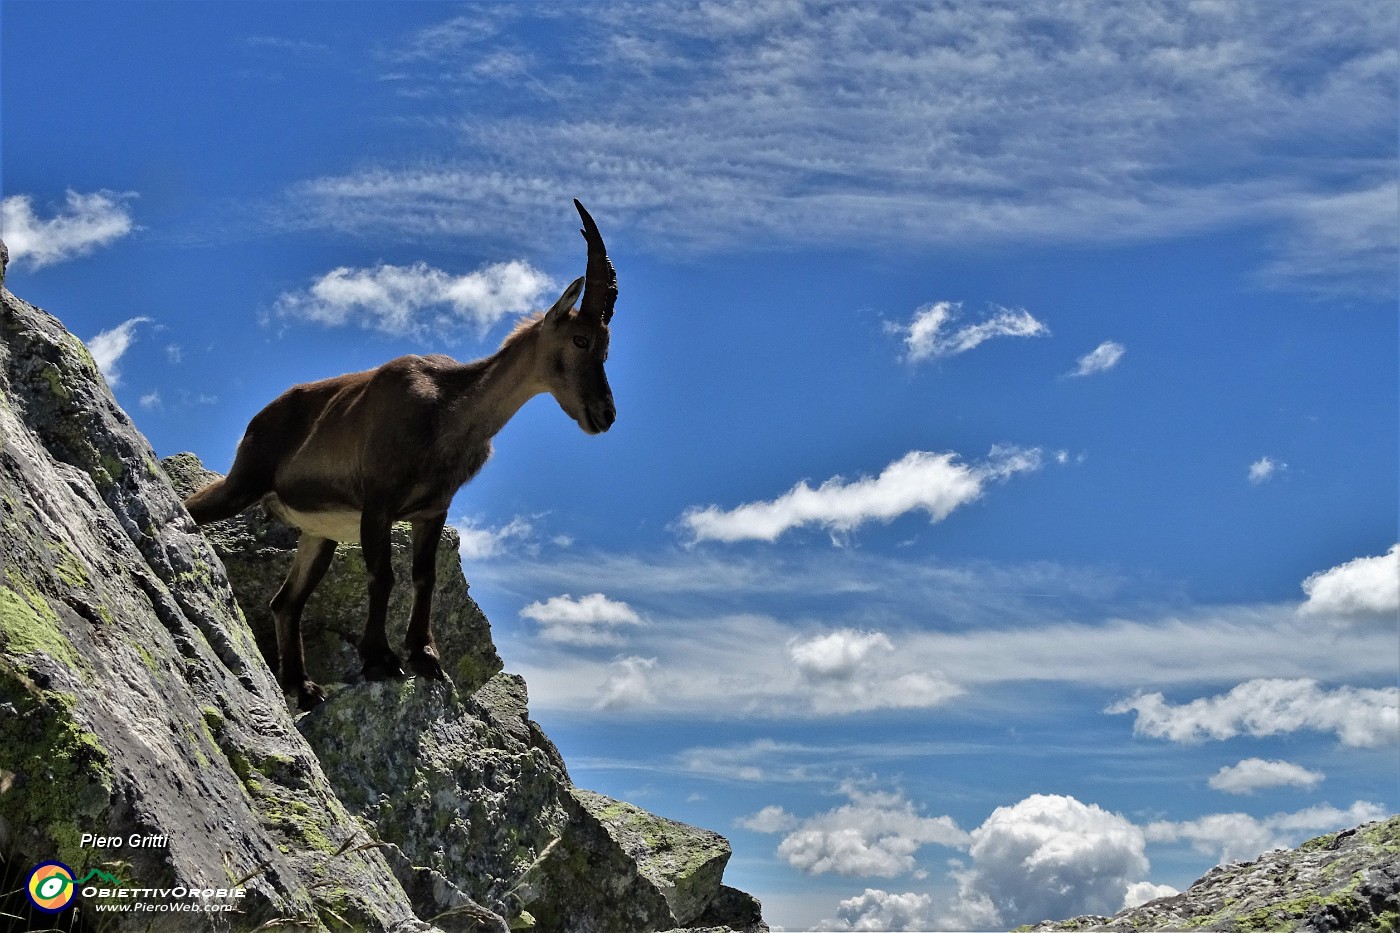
[185,200,618,709]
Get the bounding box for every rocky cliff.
[1019,815,1400,933]
[0,253,766,933]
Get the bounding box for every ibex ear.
[544,277,585,325]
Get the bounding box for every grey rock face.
[1,279,765,932]
[1019,814,1400,933]
[1,283,434,931]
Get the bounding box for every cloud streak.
[520,592,643,646]
[1068,340,1126,377]
[680,446,1046,544]
[1,190,136,269]
[1208,758,1325,796]
[274,259,554,337]
[88,316,153,387]
[891,301,1048,363]
[1107,678,1400,748]
[284,2,1396,296]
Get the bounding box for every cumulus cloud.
[680,446,1045,544]
[890,301,1048,363]
[1208,758,1325,795]
[788,629,961,715]
[1247,456,1287,485]
[1068,340,1125,377]
[1123,881,1180,910]
[737,805,800,834]
[520,592,643,646]
[1107,678,1400,748]
[88,316,152,387]
[942,794,1152,929]
[1,190,135,269]
[817,888,934,932]
[1145,800,1387,866]
[275,259,554,337]
[453,516,534,560]
[775,782,968,878]
[1299,544,1400,618]
[595,655,657,710]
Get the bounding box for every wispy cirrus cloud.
[285,2,1395,296]
[1068,340,1126,377]
[88,316,153,387]
[274,260,554,337]
[889,301,1048,364]
[2,190,136,269]
[680,445,1046,544]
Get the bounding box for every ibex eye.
[572,336,590,349]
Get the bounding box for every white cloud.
[453,516,534,560]
[1123,881,1179,910]
[1,190,135,269]
[1299,544,1400,618]
[88,316,152,387]
[680,446,1046,544]
[1107,678,1400,748]
[942,794,1152,929]
[594,655,657,710]
[275,259,554,337]
[138,391,162,410]
[775,782,969,878]
[737,805,800,834]
[891,301,1048,363]
[1145,800,1387,866]
[520,592,643,646]
[1247,456,1287,485]
[1208,758,1325,795]
[1068,340,1126,377]
[788,629,961,715]
[817,888,934,932]
[1259,180,1400,299]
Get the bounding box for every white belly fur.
[265,496,363,543]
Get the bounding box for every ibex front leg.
[358,507,404,681]
[271,535,337,711]
[405,513,447,679]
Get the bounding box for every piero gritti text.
[80,832,169,849]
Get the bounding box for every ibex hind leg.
[271,535,337,711]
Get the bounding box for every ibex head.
[539,200,618,435]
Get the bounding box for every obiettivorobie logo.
[25,862,121,913]
[24,860,246,917]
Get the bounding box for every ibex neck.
[454,321,548,440]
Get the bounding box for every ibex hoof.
[361,652,406,682]
[407,646,445,680]
[289,679,327,711]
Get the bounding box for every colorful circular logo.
[27,861,77,913]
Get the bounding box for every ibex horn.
[574,199,617,325]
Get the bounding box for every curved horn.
[574,199,617,324]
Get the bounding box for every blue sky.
[3,2,1397,930]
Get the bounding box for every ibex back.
[185,200,618,710]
